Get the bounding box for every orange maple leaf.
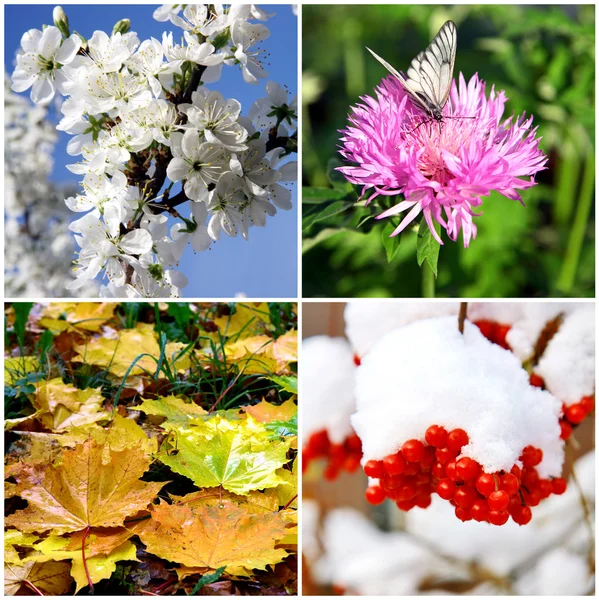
[5,438,164,534]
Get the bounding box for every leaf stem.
[81,525,94,593]
[556,149,594,293]
[422,261,435,298]
[23,580,45,596]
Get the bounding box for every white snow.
[535,305,595,405]
[314,507,453,595]
[344,302,458,357]
[352,317,564,476]
[301,335,356,444]
[515,548,593,595]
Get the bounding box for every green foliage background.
[302,5,595,298]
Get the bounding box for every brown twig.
[282,494,298,511]
[458,302,468,334]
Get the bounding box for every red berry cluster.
[303,429,363,480]
[364,425,568,526]
[473,319,511,350]
[530,374,595,441]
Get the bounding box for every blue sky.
[4,4,298,298]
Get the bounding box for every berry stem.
[458,302,468,334]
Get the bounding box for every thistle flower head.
[338,73,547,247]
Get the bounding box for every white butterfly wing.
[367,20,457,118]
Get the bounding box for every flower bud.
[53,6,70,37]
[112,18,131,35]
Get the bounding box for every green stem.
[556,149,594,293]
[553,142,580,226]
[422,262,435,298]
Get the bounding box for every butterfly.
[367,20,457,124]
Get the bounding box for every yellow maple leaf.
[213,303,271,338]
[5,560,73,595]
[4,356,40,385]
[6,438,164,534]
[34,378,108,431]
[243,399,297,423]
[72,324,191,377]
[133,496,288,572]
[159,414,292,495]
[33,535,138,593]
[40,302,115,333]
[136,395,207,424]
[4,530,40,564]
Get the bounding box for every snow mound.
[302,336,356,444]
[352,317,564,476]
[314,507,450,595]
[536,306,595,404]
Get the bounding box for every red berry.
[529,373,545,388]
[345,433,362,452]
[520,446,543,468]
[524,489,541,507]
[510,464,522,479]
[455,506,472,522]
[580,396,595,414]
[364,459,384,479]
[474,320,495,340]
[447,428,469,454]
[353,354,361,366]
[445,461,458,481]
[454,486,477,509]
[488,509,509,526]
[309,430,330,453]
[425,425,448,448]
[420,446,436,468]
[559,420,573,440]
[495,324,510,349]
[396,499,416,511]
[488,490,509,511]
[435,447,455,464]
[396,483,417,502]
[476,473,496,497]
[383,453,407,475]
[538,479,553,499]
[470,499,489,522]
[380,474,404,490]
[365,485,386,505]
[511,505,532,526]
[344,454,362,472]
[455,457,480,481]
[402,439,425,463]
[552,477,567,495]
[436,478,456,500]
[324,465,339,481]
[565,403,586,425]
[404,463,419,476]
[499,473,520,496]
[414,493,432,509]
[432,462,445,479]
[522,468,539,488]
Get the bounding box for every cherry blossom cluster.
[5,77,97,297]
[10,4,297,297]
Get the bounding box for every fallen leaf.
[4,530,40,564]
[158,414,292,494]
[213,303,271,338]
[137,395,207,424]
[40,302,115,332]
[5,560,73,595]
[133,496,288,571]
[243,400,296,424]
[6,438,164,534]
[73,324,191,377]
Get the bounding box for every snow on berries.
[352,316,571,525]
[302,336,362,479]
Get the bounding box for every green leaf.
[13,302,34,349]
[137,395,207,424]
[303,201,354,231]
[159,414,293,495]
[263,375,298,394]
[265,413,298,438]
[189,566,226,595]
[381,221,401,262]
[302,228,345,254]
[416,221,441,277]
[302,187,349,203]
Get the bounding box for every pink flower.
[338,73,547,247]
